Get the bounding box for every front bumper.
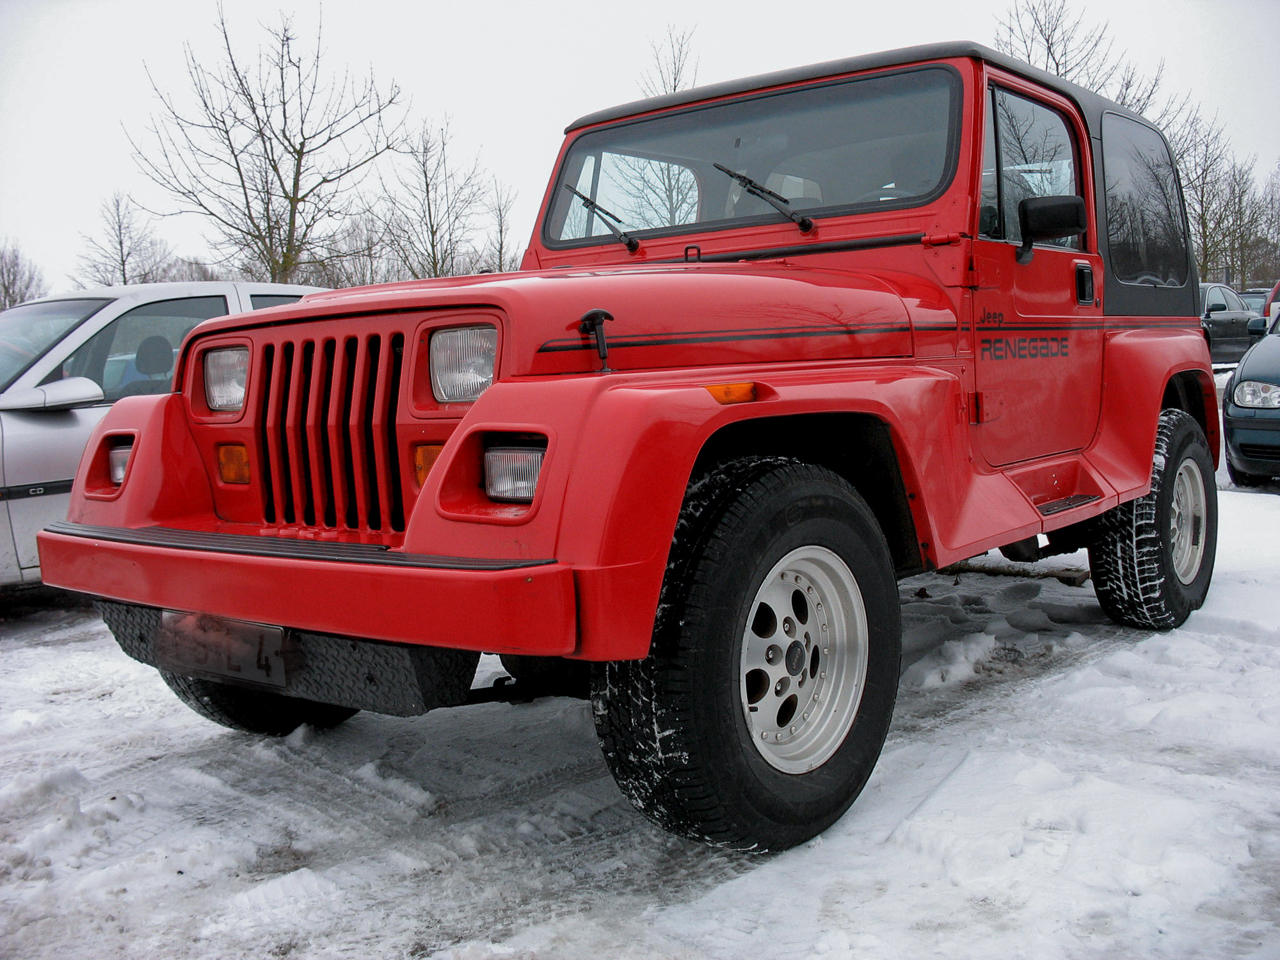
[1223,405,1280,478]
[37,521,577,655]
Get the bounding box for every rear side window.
[1101,113,1189,287]
[250,294,302,310]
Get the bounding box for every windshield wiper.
[563,184,639,253]
[713,163,813,233]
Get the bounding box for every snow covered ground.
[3,476,1280,958]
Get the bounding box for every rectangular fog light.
[484,447,544,502]
[108,445,133,485]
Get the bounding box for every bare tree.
[639,25,698,99]
[160,258,227,282]
[306,213,401,288]
[480,179,521,273]
[1176,110,1233,281]
[383,120,485,279]
[131,10,404,283]
[76,192,174,286]
[994,0,1162,113]
[0,240,48,309]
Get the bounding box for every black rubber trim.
[0,479,74,502]
[44,520,556,571]
[1038,494,1100,516]
[660,233,926,264]
[537,321,911,354]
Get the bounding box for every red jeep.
[39,42,1217,851]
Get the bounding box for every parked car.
[1240,287,1272,314]
[1224,313,1280,486]
[0,281,322,586]
[1199,282,1257,363]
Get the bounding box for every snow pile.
[3,492,1280,958]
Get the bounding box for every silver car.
[0,281,323,586]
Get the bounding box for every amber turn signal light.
[413,444,444,487]
[704,382,757,405]
[216,444,251,484]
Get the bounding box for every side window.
[1205,287,1227,312]
[1101,113,1190,286]
[61,296,228,401]
[980,86,1080,248]
[1224,289,1247,312]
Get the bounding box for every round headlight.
[1233,380,1280,409]
[430,327,497,403]
[204,347,250,412]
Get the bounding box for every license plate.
[155,611,291,688]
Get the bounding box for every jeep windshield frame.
[542,64,963,252]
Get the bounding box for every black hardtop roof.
[565,40,1145,138]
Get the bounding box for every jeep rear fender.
[1086,329,1220,496]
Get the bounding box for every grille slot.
[256,332,407,534]
[1240,443,1280,462]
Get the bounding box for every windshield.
[0,298,113,392]
[1241,292,1266,313]
[545,66,961,249]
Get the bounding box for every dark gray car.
[1200,282,1257,364]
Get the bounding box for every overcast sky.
[1,0,1277,291]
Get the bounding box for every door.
[971,80,1103,467]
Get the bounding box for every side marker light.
[704,382,757,405]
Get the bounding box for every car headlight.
[1233,380,1280,409]
[204,347,250,412]
[430,327,497,403]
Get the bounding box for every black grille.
[1240,443,1280,462]
[257,333,406,533]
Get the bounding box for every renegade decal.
[979,336,1070,360]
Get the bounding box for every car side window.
[60,296,229,401]
[979,85,1080,249]
[1223,289,1247,312]
[1205,287,1227,312]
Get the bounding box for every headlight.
[1233,380,1280,409]
[430,327,497,403]
[484,446,544,502]
[204,347,250,412]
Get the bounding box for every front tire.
[161,672,358,735]
[592,460,901,851]
[1089,409,1217,629]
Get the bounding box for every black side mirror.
[1248,315,1268,341]
[1016,195,1087,264]
[1206,302,1227,315]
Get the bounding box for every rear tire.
[161,672,358,735]
[1088,409,1217,629]
[592,459,901,851]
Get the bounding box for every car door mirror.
[1016,195,1087,264]
[1206,302,1227,315]
[1248,315,1268,341]
[0,377,105,412]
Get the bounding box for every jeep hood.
[189,263,950,376]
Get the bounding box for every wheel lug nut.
[790,725,797,734]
